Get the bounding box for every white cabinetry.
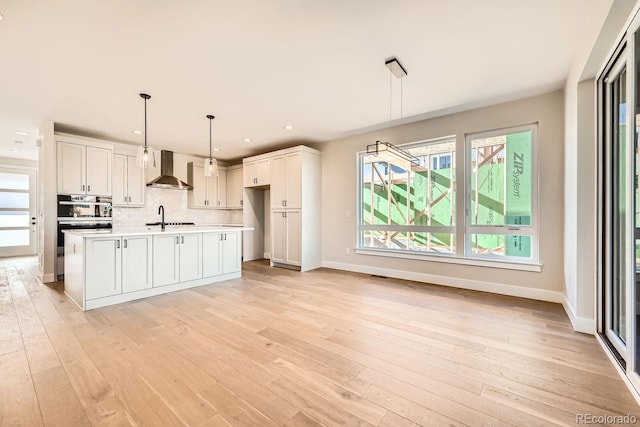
[202,231,241,278]
[75,235,153,302]
[271,210,301,266]
[57,139,112,196]
[271,152,301,209]
[85,237,122,300]
[121,236,152,293]
[187,162,226,208]
[243,145,321,271]
[243,158,271,187]
[226,165,243,208]
[153,233,202,287]
[113,154,145,206]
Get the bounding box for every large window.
[357,124,538,265]
[359,137,456,254]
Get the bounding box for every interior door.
[0,167,37,257]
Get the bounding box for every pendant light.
[204,114,218,177]
[136,93,152,168]
[365,57,419,169]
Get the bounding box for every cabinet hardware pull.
[181,236,184,244]
[82,184,85,191]
[220,234,223,241]
[88,185,91,192]
[124,239,127,248]
[224,233,227,241]
[284,200,287,207]
[240,200,243,206]
[176,236,179,244]
[124,196,127,202]
[73,244,76,254]
[116,240,120,249]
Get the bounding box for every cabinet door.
[205,175,218,209]
[222,231,241,274]
[126,156,145,206]
[217,170,227,208]
[243,161,257,187]
[226,167,243,208]
[191,164,207,207]
[179,233,202,282]
[112,154,127,206]
[271,156,286,209]
[153,234,179,287]
[57,142,86,194]
[285,153,302,209]
[271,210,286,263]
[85,237,122,300]
[86,146,112,196]
[202,232,223,278]
[285,210,301,266]
[122,236,152,293]
[257,158,271,185]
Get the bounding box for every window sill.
[354,248,542,272]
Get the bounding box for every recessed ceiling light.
[14,140,23,144]
[213,148,220,152]
[243,138,252,143]
[15,131,29,136]
[132,130,143,135]
[283,125,294,131]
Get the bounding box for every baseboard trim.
[321,260,564,303]
[41,273,55,283]
[562,297,595,334]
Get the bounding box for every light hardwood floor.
[1,256,638,426]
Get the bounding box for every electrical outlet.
[345,247,351,255]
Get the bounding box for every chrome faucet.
[158,205,165,231]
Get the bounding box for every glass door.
[0,167,37,257]
[602,50,632,360]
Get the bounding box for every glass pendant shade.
[204,157,218,177]
[136,145,151,168]
[137,93,152,168]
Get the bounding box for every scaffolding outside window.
[359,137,456,255]
[357,123,538,265]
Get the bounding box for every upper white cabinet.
[113,154,145,207]
[271,152,301,209]
[226,165,243,208]
[57,139,112,196]
[243,158,271,187]
[187,162,226,209]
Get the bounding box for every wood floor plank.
[0,350,43,426]
[0,257,637,426]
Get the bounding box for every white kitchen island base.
[64,226,250,311]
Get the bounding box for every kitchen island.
[63,225,252,310]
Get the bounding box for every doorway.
[0,167,37,257]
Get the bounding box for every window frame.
[355,123,540,269]
[356,136,457,256]
[464,123,539,263]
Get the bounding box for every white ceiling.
[0,0,602,162]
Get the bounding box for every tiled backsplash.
[112,187,243,228]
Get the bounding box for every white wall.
[563,0,637,333]
[38,121,56,282]
[320,91,565,302]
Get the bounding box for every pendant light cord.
[209,117,212,159]
[144,97,147,149]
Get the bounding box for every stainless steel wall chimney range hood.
[147,150,193,190]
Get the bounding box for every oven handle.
[58,201,112,206]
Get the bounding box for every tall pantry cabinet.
[243,145,321,272]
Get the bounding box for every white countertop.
[63,224,252,238]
